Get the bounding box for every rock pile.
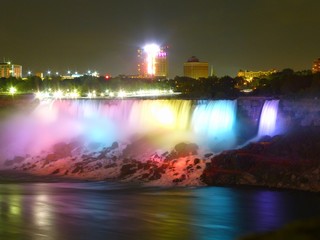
[3,128,320,191]
[201,128,320,191]
[3,141,206,186]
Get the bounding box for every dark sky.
[1,0,320,77]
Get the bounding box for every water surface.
[0,182,319,240]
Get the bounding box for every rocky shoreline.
[1,128,320,192]
[202,129,320,192]
[2,141,208,187]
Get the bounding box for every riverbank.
[201,128,320,192]
[2,129,320,192]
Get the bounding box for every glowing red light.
[105,75,110,80]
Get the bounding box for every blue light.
[192,100,237,151]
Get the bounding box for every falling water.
[0,99,240,160]
[192,100,237,150]
[257,100,280,137]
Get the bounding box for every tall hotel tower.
[137,44,168,78]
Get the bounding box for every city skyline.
[1,0,320,77]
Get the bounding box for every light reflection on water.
[0,182,319,240]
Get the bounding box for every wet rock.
[148,170,162,180]
[150,153,163,162]
[201,129,320,191]
[174,142,199,157]
[104,163,117,169]
[172,178,182,183]
[72,166,83,174]
[95,162,103,170]
[110,142,119,150]
[194,158,200,165]
[140,173,150,180]
[172,174,187,183]
[98,142,119,158]
[240,173,257,185]
[120,164,138,178]
[161,151,169,157]
[51,169,60,175]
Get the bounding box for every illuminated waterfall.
[257,100,280,137]
[192,100,237,150]
[1,99,240,159]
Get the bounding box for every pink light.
[158,52,166,57]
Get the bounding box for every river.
[0,182,319,239]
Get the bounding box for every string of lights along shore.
[1,44,320,80]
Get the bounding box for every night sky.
[1,0,320,77]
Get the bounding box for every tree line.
[1,69,320,98]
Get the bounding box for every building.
[237,69,277,81]
[35,72,44,79]
[183,56,209,79]
[312,58,320,73]
[137,44,168,78]
[0,62,22,78]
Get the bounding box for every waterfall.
[257,100,280,137]
[1,99,240,159]
[192,100,237,150]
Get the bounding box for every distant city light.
[144,44,160,54]
[34,88,179,100]
[143,44,161,75]
[117,90,127,98]
[68,89,80,98]
[92,71,99,77]
[35,91,50,99]
[53,90,63,98]
[9,87,17,95]
[87,90,97,98]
